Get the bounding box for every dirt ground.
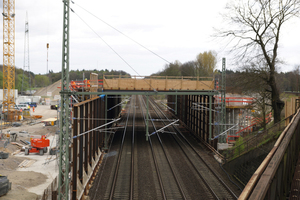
[0,105,59,200]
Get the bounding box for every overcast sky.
[1,0,299,76]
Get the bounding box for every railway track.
[139,95,186,199]
[146,96,238,199]
[89,95,239,200]
[107,95,135,199]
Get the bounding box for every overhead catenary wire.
[69,2,216,93]
[160,102,175,112]
[73,118,121,139]
[69,1,217,94]
[212,123,239,140]
[72,117,118,120]
[107,97,131,111]
[68,2,160,92]
[73,1,219,86]
[72,2,171,64]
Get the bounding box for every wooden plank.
[182,80,196,90]
[103,77,214,91]
[150,79,165,90]
[90,73,98,98]
[138,79,151,90]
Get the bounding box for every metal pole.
[82,73,85,101]
[209,95,212,141]
[104,95,108,150]
[146,95,149,141]
[58,1,71,199]
[232,109,234,137]
[46,43,49,95]
[175,90,178,115]
[221,58,226,143]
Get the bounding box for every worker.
[32,106,35,112]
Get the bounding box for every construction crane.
[2,0,16,112]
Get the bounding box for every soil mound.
[34,80,61,97]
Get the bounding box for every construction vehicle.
[25,135,50,155]
[50,100,59,110]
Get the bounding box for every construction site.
[0,2,271,197]
[0,67,270,200]
[1,1,300,200]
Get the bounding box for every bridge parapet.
[103,75,214,91]
[239,109,300,199]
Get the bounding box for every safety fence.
[222,115,293,162]
[239,108,300,199]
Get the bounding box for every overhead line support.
[146,94,149,141]
[59,1,71,200]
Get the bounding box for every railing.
[103,75,214,81]
[239,108,300,199]
[222,115,294,162]
[103,75,215,91]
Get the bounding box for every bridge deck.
[103,75,214,91]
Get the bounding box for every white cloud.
[0,0,299,77]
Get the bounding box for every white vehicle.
[16,104,30,110]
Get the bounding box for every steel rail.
[130,96,136,199]
[139,96,167,200]
[90,99,131,200]
[109,96,134,200]
[140,96,187,200]
[137,95,166,200]
[149,96,238,199]
[147,96,219,199]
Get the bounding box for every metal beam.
[175,90,178,115]
[146,95,149,141]
[149,119,180,136]
[220,58,226,143]
[104,95,108,150]
[59,1,71,199]
[60,90,218,96]
[209,95,212,141]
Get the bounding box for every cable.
[69,8,157,91]
[72,2,171,64]
[69,2,212,92]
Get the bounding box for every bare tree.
[238,63,273,130]
[216,0,300,123]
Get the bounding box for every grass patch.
[234,137,245,157]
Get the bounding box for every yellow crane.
[2,0,15,112]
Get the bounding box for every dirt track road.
[0,105,59,200]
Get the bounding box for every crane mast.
[2,0,15,111]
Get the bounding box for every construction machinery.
[50,100,59,110]
[2,0,16,113]
[25,135,50,155]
